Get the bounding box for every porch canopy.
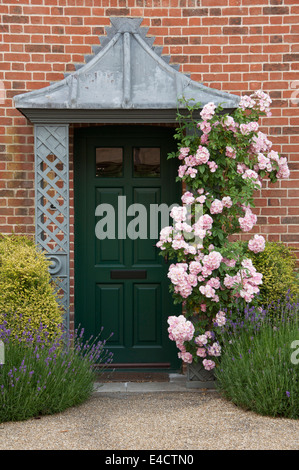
[13,17,240,327]
[14,17,239,123]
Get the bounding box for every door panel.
[74,126,181,370]
[95,187,124,265]
[133,284,161,345]
[95,283,124,346]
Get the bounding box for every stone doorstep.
[93,373,218,393]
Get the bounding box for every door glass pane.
[96,148,123,177]
[133,148,160,177]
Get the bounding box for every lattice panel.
[35,125,69,325]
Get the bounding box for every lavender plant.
[0,315,113,423]
[214,295,299,419]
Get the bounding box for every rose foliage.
[156,90,290,370]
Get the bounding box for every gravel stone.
[0,391,298,450]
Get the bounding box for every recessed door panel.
[95,283,124,347]
[95,187,124,265]
[132,187,161,265]
[133,283,161,346]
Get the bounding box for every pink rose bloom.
[222,257,236,267]
[242,169,259,180]
[239,208,257,232]
[277,157,290,179]
[268,150,279,162]
[237,163,246,174]
[205,331,213,339]
[178,165,187,178]
[188,273,198,287]
[201,266,213,278]
[257,153,272,171]
[186,167,198,178]
[189,261,202,275]
[195,334,208,346]
[196,348,207,358]
[167,314,194,343]
[181,191,195,205]
[178,147,190,160]
[214,310,226,327]
[222,115,237,131]
[222,196,233,208]
[210,199,223,214]
[199,284,216,298]
[223,274,238,289]
[207,277,221,289]
[200,303,207,312]
[195,145,210,165]
[184,155,195,167]
[252,90,272,115]
[200,102,216,121]
[208,342,221,357]
[251,131,272,154]
[240,121,259,135]
[203,359,216,371]
[225,146,236,159]
[239,95,256,110]
[170,206,187,222]
[201,133,209,145]
[196,195,206,204]
[203,251,223,271]
[199,121,212,134]
[179,351,193,363]
[195,214,213,231]
[207,161,218,173]
[248,234,266,253]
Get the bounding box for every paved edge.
[93,374,219,393]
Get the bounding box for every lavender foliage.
[0,314,113,423]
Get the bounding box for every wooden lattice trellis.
[34,125,69,328]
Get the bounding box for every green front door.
[74,126,181,370]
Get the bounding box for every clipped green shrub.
[0,234,63,341]
[246,241,299,308]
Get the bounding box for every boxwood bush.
[246,241,299,309]
[0,234,63,341]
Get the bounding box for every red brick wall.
[0,1,298,326]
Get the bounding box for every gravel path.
[0,391,298,450]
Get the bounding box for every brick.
[164,37,188,45]
[223,26,248,35]
[25,44,51,53]
[282,234,299,242]
[263,63,289,71]
[283,127,299,135]
[263,6,289,15]
[106,8,129,16]
[210,8,222,16]
[270,35,283,43]
[3,15,29,24]
[229,17,242,25]
[283,54,299,62]
[182,8,209,16]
